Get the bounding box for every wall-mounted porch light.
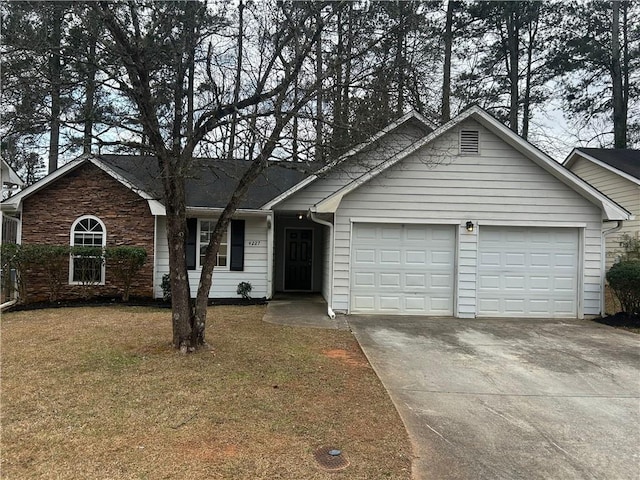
[297,213,304,220]
[465,221,474,232]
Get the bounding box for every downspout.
[308,210,336,319]
[601,221,624,316]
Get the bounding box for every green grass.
[1,305,411,479]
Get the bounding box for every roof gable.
[262,110,435,209]
[310,106,631,221]
[564,148,640,185]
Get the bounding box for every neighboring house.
[563,148,640,269]
[1,158,24,245]
[1,107,631,318]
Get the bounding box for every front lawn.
[1,305,411,479]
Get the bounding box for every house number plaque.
[248,240,261,246]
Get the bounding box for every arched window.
[70,216,106,284]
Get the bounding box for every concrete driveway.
[348,316,640,480]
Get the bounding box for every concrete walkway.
[349,316,640,480]
[262,294,348,330]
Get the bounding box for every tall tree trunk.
[394,2,406,116]
[342,3,352,141]
[83,14,98,155]
[48,3,63,173]
[611,1,626,148]
[314,5,323,162]
[163,166,194,351]
[332,3,344,151]
[227,0,244,160]
[521,6,539,140]
[442,0,455,123]
[185,1,198,137]
[506,8,520,134]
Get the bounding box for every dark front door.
[284,228,313,291]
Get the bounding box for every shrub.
[28,245,70,302]
[606,260,640,314]
[616,233,640,262]
[1,243,23,302]
[105,246,147,301]
[237,281,252,299]
[161,273,171,302]
[70,246,105,299]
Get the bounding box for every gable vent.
[460,130,479,154]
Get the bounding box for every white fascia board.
[186,207,271,217]
[263,110,435,210]
[564,149,640,186]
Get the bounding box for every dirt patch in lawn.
[1,305,411,479]
[323,347,370,368]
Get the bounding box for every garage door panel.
[406,251,426,264]
[380,250,401,263]
[351,223,455,315]
[478,227,578,318]
[379,296,401,310]
[381,227,401,240]
[380,273,400,287]
[405,297,426,311]
[355,249,375,263]
[431,273,453,288]
[406,273,426,287]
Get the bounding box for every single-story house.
[1,106,632,318]
[1,158,24,245]
[563,148,640,269]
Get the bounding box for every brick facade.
[21,162,155,302]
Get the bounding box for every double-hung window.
[199,220,228,269]
[70,216,106,284]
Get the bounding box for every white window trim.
[69,215,106,285]
[197,219,231,270]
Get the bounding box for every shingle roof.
[577,148,640,180]
[97,155,317,209]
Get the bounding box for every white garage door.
[350,223,455,315]
[478,227,579,317]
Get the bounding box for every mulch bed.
[594,312,640,329]
[4,296,267,312]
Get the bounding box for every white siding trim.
[349,217,462,225]
[478,220,588,228]
[267,213,274,299]
[457,225,477,318]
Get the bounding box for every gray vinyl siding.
[570,157,640,269]
[274,122,427,212]
[330,119,604,317]
[154,216,270,299]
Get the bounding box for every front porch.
[272,212,331,297]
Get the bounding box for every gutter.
[601,220,624,316]
[0,299,17,312]
[308,210,336,320]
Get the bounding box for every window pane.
[73,257,102,283]
[198,220,227,268]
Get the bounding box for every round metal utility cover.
[313,446,349,471]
